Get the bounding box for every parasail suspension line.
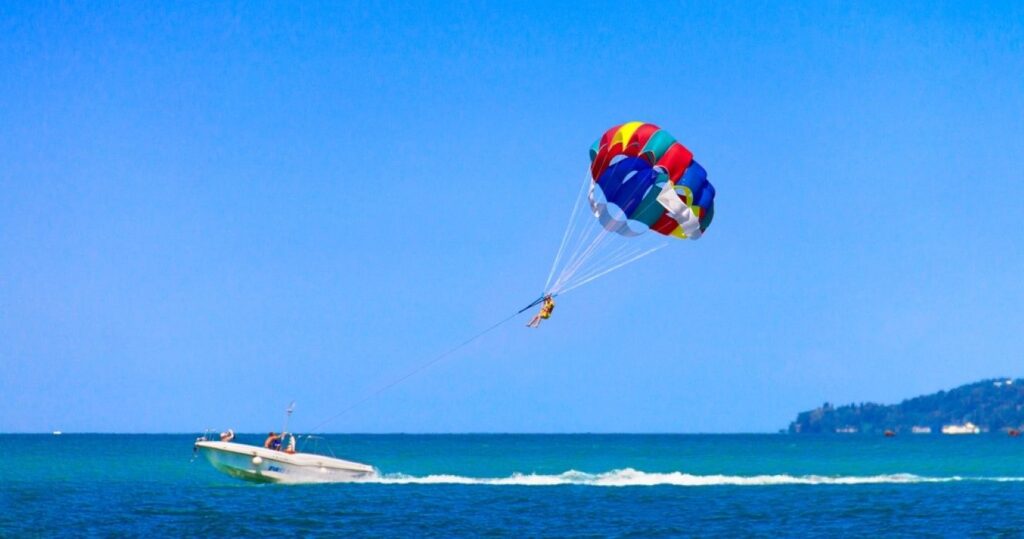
[556,243,666,295]
[544,172,593,292]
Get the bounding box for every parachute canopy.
[589,122,715,240]
[543,121,715,296]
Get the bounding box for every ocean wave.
[346,468,1024,487]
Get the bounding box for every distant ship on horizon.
[941,422,980,435]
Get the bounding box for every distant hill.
[788,378,1024,434]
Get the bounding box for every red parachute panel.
[655,143,694,182]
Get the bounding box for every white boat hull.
[195,441,376,484]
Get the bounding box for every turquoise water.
[4,434,1024,536]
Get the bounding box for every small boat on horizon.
[941,422,981,435]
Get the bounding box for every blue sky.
[2,1,1023,433]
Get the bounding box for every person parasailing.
[527,295,555,328]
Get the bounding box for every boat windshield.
[297,435,338,458]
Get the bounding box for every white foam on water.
[322,468,1024,487]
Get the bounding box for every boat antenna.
[282,401,296,436]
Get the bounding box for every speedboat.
[194,438,376,483]
[194,403,376,484]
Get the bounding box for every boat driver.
[264,432,283,450]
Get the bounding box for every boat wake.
[334,468,1024,487]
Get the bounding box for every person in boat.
[219,429,235,442]
[285,434,297,454]
[527,295,555,328]
[264,432,283,450]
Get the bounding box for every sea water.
[4,434,1024,537]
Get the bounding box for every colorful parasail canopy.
[589,122,715,239]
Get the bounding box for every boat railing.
[298,435,339,458]
[191,429,216,462]
[195,429,216,443]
